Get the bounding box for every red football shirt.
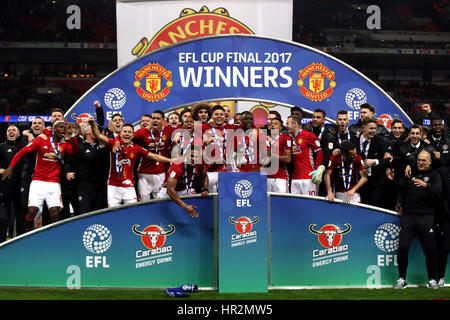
[133,126,176,175]
[9,136,76,183]
[107,139,149,187]
[234,127,266,172]
[202,123,239,172]
[268,133,291,180]
[327,153,365,193]
[164,162,203,193]
[291,129,323,179]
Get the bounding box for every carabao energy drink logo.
[131,6,254,57]
[309,223,351,268]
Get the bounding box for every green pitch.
[1,287,450,300]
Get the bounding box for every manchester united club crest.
[297,63,336,102]
[134,63,173,102]
[131,6,254,57]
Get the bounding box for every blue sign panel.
[270,195,430,287]
[0,197,215,288]
[218,172,268,292]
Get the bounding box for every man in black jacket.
[387,150,441,289]
[65,121,109,215]
[309,108,336,196]
[348,103,390,140]
[330,110,358,154]
[384,119,408,211]
[351,117,390,208]
[0,125,27,238]
[425,117,450,288]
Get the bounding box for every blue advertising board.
[0,196,216,288]
[269,194,430,288]
[66,35,412,127]
[1,190,443,289]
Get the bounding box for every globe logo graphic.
[104,88,126,110]
[82,224,112,254]
[374,223,400,253]
[345,88,367,110]
[234,179,253,198]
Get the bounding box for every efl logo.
[132,224,175,269]
[82,224,112,268]
[134,63,173,102]
[104,88,127,110]
[374,223,400,267]
[229,216,259,234]
[131,6,254,57]
[297,63,336,101]
[234,179,253,207]
[345,88,367,110]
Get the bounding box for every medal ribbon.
[115,146,123,175]
[242,135,255,163]
[184,164,196,195]
[341,157,353,191]
[270,133,281,148]
[150,128,163,156]
[292,129,303,152]
[50,137,63,164]
[212,126,227,161]
[181,133,195,158]
[337,131,351,147]
[317,126,325,140]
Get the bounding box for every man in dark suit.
[349,103,390,140]
[351,117,391,208]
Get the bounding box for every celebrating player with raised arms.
[2,121,78,231]
[88,117,172,208]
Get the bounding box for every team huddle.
[0,101,447,227]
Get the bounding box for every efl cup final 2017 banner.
[116,0,293,67]
[66,35,412,127]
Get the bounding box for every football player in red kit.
[88,118,172,208]
[2,121,78,231]
[286,114,325,195]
